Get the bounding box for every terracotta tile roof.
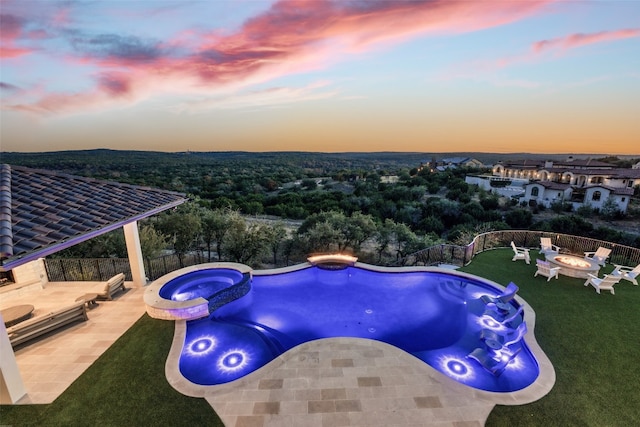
[590,185,635,196]
[1,164,186,270]
[533,181,571,191]
[609,168,640,179]
[500,158,614,170]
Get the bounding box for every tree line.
[54,202,442,268]
[9,150,640,266]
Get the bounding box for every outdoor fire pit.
[545,254,600,279]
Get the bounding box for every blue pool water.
[170,265,539,392]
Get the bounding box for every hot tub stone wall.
[208,273,252,314]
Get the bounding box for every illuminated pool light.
[218,350,249,373]
[448,360,468,375]
[439,355,474,381]
[173,292,196,302]
[496,350,525,371]
[186,336,216,357]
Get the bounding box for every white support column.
[0,316,26,404]
[124,221,147,287]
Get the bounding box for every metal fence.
[144,252,206,281]
[44,252,206,282]
[408,230,640,268]
[44,231,640,282]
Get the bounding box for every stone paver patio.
[1,282,146,404]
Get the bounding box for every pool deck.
[3,282,554,426]
[174,337,499,427]
[1,282,146,404]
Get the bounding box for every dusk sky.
[1,0,639,154]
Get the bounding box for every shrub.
[420,216,445,235]
[576,204,595,218]
[480,196,500,210]
[546,215,594,235]
[427,183,440,194]
[551,200,572,213]
[600,196,623,220]
[505,209,533,229]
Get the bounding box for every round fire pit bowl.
[545,254,600,279]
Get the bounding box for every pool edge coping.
[161,263,555,407]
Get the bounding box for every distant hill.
[4,149,634,168]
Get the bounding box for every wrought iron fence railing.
[44,252,206,282]
[43,231,640,283]
[407,230,640,268]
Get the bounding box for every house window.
[622,197,626,202]
[531,187,539,197]
[592,191,601,201]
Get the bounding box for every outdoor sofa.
[92,273,127,300]
[6,300,88,347]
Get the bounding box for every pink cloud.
[442,26,640,84]
[187,0,553,82]
[9,0,555,115]
[0,45,33,58]
[51,5,72,26]
[171,80,337,113]
[0,13,35,58]
[532,28,640,54]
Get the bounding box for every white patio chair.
[539,237,560,255]
[510,241,530,264]
[584,273,621,295]
[584,247,611,266]
[611,264,640,286]
[534,259,561,282]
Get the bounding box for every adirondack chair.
[534,259,561,282]
[539,237,560,256]
[510,241,530,264]
[584,273,621,295]
[584,247,611,266]
[611,264,640,286]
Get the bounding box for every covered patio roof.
[1,164,187,272]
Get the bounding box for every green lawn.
[461,250,640,427]
[0,314,222,427]
[2,249,638,426]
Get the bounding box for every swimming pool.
[146,262,542,393]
